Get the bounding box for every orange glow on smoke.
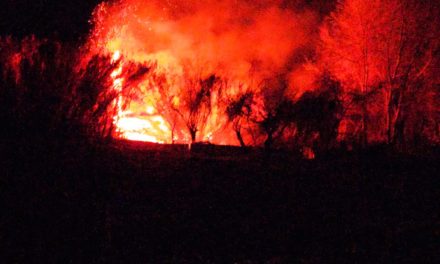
[89,0,318,145]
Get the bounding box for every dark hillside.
[3,140,439,262]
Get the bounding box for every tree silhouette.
[320,0,440,147]
[249,78,295,152]
[173,72,219,148]
[225,84,254,147]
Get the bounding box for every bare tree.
[293,74,343,154]
[0,37,146,143]
[173,72,219,148]
[146,69,181,144]
[320,0,440,147]
[223,82,254,147]
[249,78,295,152]
[74,53,150,140]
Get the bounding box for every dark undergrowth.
[2,139,439,263]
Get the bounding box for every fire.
[111,50,121,62]
[110,51,173,143]
[88,0,317,145]
[116,116,168,143]
[105,44,238,145]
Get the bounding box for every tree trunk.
[393,112,405,150]
[385,88,393,144]
[235,129,246,148]
[170,125,175,144]
[361,100,368,147]
[190,129,197,143]
[264,132,273,152]
[386,87,402,145]
[387,115,393,144]
[188,128,197,151]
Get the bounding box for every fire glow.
[86,0,438,147]
[89,0,317,145]
[110,50,172,143]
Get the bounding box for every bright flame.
[111,50,121,62]
[89,0,318,145]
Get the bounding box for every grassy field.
[3,139,440,262]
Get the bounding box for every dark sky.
[0,0,335,41]
[0,0,102,41]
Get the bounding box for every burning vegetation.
[2,1,440,262]
[87,0,319,147]
[1,0,439,154]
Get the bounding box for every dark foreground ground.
[2,139,440,263]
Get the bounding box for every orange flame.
[89,0,318,145]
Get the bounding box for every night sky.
[0,0,102,40]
